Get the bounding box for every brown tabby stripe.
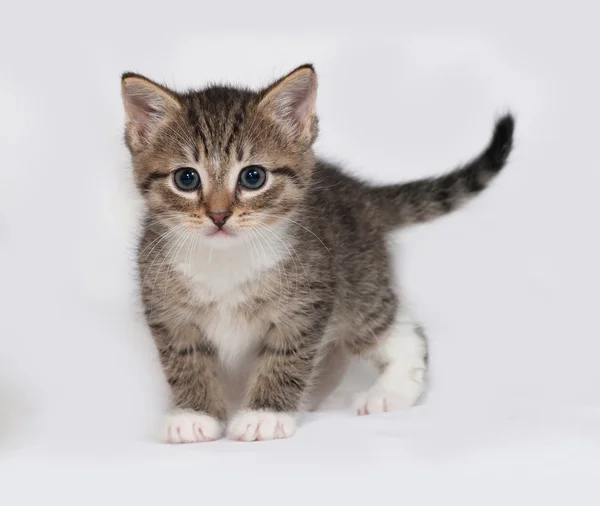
[141,172,169,192]
[158,341,216,358]
[272,167,301,185]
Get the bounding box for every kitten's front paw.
[164,409,223,444]
[354,388,417,416]
[228,410,297,442]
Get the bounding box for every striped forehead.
[181,87,253,167]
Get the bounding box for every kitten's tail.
[371,114,515,231]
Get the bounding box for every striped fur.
[371,115,514,230]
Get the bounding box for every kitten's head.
[121,65,318,248]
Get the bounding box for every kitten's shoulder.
[309,158,370,208]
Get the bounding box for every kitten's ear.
[259,64,318,143]
[121,73,181,150]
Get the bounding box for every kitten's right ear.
[121,73,181,150]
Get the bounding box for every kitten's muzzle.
[206,210,232,228]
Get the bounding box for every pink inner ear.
[126,93,157,126]
[122,78,179,146]
[262,68,317,135]
[293,96,313,124]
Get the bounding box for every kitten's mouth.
[207,228,232,237]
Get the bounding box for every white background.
[1,1,599,504]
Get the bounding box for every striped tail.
[371,114,515,230]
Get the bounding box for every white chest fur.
[172,229,288,365]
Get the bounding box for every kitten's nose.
[206,210,232,228]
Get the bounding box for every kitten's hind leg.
[350,310,428,415]
[308,344,350,411]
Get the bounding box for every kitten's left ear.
[259,64,318,144]
[121,73,181,151]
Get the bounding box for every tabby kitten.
[121,64,514,443]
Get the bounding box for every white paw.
[353,388,419,416]
[227,410,297,442]
[164,409,223,444]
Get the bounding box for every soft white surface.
[1,1,600,504]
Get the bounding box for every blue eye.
[239,166,267,190]
[173,168,201,191]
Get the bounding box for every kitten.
[121,64,514,443]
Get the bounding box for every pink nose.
[206,210,232,227]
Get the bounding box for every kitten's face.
[121,66,318,249]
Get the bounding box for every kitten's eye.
[173,168,201,191]
[239,166,267,190]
